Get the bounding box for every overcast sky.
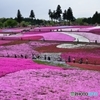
[0,0,100,20]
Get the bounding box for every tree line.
[0,5,100,28]
[82,11,100,25]
[48,5,75,24]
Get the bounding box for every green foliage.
[3,19,18,27]
[34,59,66,67]
[75,18,84,25]
[0,18,6,23]
[20,21,29,27]
[0,22,3,28]
[49,21,55,25]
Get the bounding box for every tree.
[92,11,99,24]
[48,9,52,20]
[52,10,57,21]
[16,9,22,23]
[29,10,35,19]
[66,7,74,25]
[56,5,62,21]
[63,10,67,21]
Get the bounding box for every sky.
[0,0,100,20]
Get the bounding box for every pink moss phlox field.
[73,32,100,42]
[24,32,75,41]
[3,35,43,41]
[33,26,93,31]
[1,29,23,33]
[0,28,30,33]
[79,26,100,33]
[0,41,58,58]
[61,50,100,64]
[0,69,99,100]
[23,31,47,34]
[0,58,63,78]
[89,29,100,34]
[0,40,12,45]
[21,35,43,40]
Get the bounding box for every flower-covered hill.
[0,41,58,58]
[0,69,99,100]
[0,57,63,77]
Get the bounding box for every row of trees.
[83,11,100,24]
[16,9,35,23]
[48,5,75,24]
[0,5,100,28]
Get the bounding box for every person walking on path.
[48,56,51,60]
[44,55,46,60]
[79,58,83,64]
[68,56,71,62]
[86,58,88,64]
[72,57,75,63]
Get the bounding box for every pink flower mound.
[33,26,61,31]
[25,32,75,41]
[81,26,100,34]
[21,36,43,40]
[3,35,43,41]
[0,69,99,100]
[0,40,12,45]
[0,41,58,58]
[73,32,100,42]
[0,58,63,77]
[3,36,22,40]
[0,43,39,58]
[89,29,100,34]
[1,29,23,33]
[33,26,93,32]
[23,31,47,34]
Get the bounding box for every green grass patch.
[34,59,67,67]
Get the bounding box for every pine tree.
[66,7,74,25]
[29,10,35,19]
[92,11,99,24]
[56,5,62,21]
[48,9,52,20]
[16,9,22,23]
[63,10,67,21]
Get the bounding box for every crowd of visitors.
[32,54,64,62]
[32,53,90,65]
[66,56,89,64]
